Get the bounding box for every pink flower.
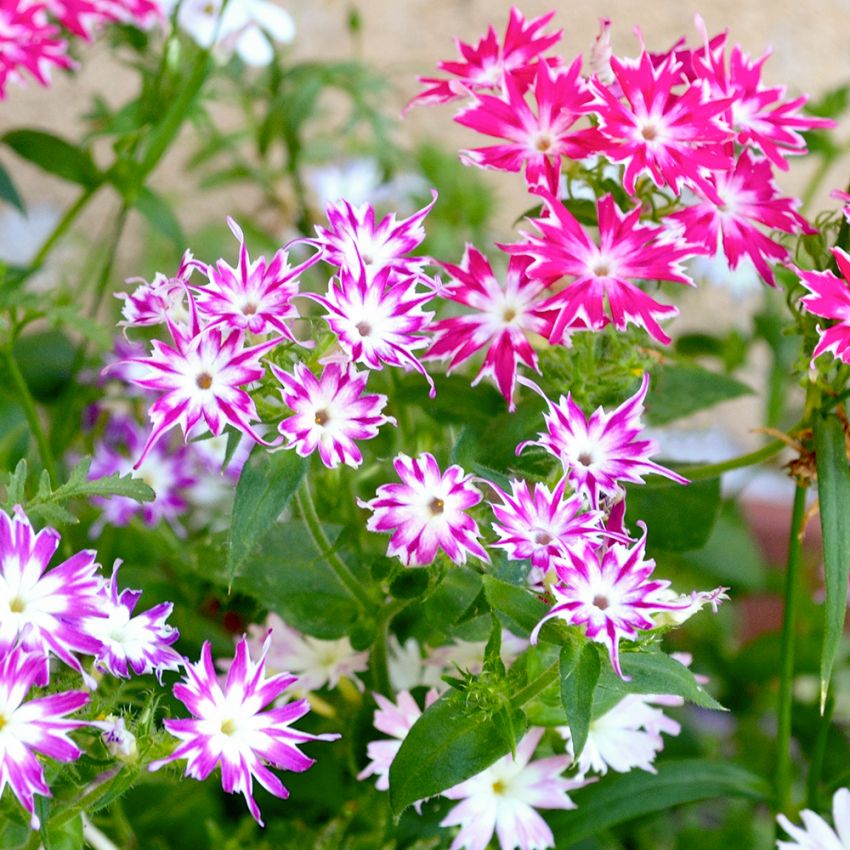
[82,562,180,682]
[313,192,436,282]
[46,0,162,39]
[0,645,89,828]
[531,526,697,678]
[150,636,339,826]
[504,190,693,345]
[192,218,319,343]
[271,362,395,469]
[426,247,552,410]
[440,726,586,850]
[670,150,813,286]
[0,507,103,686]
[456,59,598,192]
[488,477,605,585]
[797,247,850,366]
[0,0,72,100]
[304,263,436,397]
[407,6,562,110]
[591,50,733,200]
[121,297,281,467]
[358,452,489,567]
[518,374,688,507]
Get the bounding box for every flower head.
[46,0,161,39]
[117,251,201,329]
[796,248,850,366]
[777,787,850,850]
[271,362,395,468]
[150,636,339,826]
[0,645,89,828]
[358,452,489,567]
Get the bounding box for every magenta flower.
[797,247,850,366]
[271,362,395,468]
[304,264,436,397]
[313,192,436,282]
[150,636,339,826]
[531,526,693,678]
[0,0,73,99]
[122,298,281,467]
[407,6,562,109]
[358,452,489,567]
[504,190,693,344]
[670,150,813,286]
[192,218,320,343]
[426,247,552,410]
[82,562,180,682]
[488,477,605,584]
[0,645,89,828]
[591,51,732,200]
[440,726,585,850]
[456,59,598,192]
[518,374,688,507]
[0,508,103,686]
[46,0,161,39]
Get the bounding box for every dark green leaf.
[549,759,769,847]
[815,412,850,707]
[647,364,752,426]
[423,566,483,630]
[559,638,600,758]
[482,575,548,638]
[388,694,527,814]
[226,449,308,584]
[3,130,100,187]
[12,329,76,402]
[135,186,185,248]
[0,162,25,212]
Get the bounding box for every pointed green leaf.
[646,364,752,426]
[0,162,25,212]
[482,575,549,638]
[559,638,600,758]
[3,130,101,187]
[815,412,850,707]
[135,186,185,248]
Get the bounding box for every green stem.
[509,660,559,708]
[800,155,834,215]
[296,482,376,611]
[29,186,98,271]
[5,346,57,484]
[47,767,127,829]
[675,439,788,482]
[807,691,835,809]
[775,483,808,814]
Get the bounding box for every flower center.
[534,530,553,545]
[220,718,237,736]
[429,497,445,515]
[314,409,329,426]
[640,123,659,141]
[0,713,6,732]
[9,596,24,613]
[534,133,554,153]
[492,779,506,794]
[356,321,372,337]
[196,372,213,390]
[242,302,258,316]
[592,593,611,611]
[577,452,593,467]
[592,262,610,278]
[503,307,517,323]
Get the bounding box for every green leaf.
[592,649,724,715]
[625,477,721,552]
[548,759,769,847]
[559,638,600,758]
[226,449,308,584]
[815,412,850,707]
[423,566,483,630]
[0,162,25,212]
[4,459,28,505]
[482,575,549,638]
[135,186,185,248]
[388,694,527,814]
[43,814,84,850]
[646,364,752,426]
[3,130,100,187]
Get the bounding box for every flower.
[358,452,489,567]
[387,635,445,692]
[271,362,395,468]
[0,507,103,686]
[46,0,162,39]
[531,525,704,678]
[518,375,688,507]
[777,787,850,850]
[244,614,369,694]
[192,218,319,342]
[121,296,281,467]
[504,189,694,345]
[796,248,850,366]
[82,562,181,682]
[0,645,89,828]
[407,6,562,110]
[93,715,138,760]
[117,251,201,329]
[150,636,339,826]
[440,727,586,850]
[426,247,552,410]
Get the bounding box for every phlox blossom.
[150,636,339,826]
[796,248,850,366]
[777,787,850,850]
[46,0,162,40]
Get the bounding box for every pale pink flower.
[588,17,614,85]
[150,636,339,826]
[271,362,395,469]
[518,374,688,507]
[426,247,552,409]
[407,6,562,109]
[0,645,89,828]
[777,787,850,849]
[117,251,202,329]
[797,248,850,366]
[504,190,693,344]
[358,452,489,567]
[440,727,586,850]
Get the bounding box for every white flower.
[424,631,529,685]
[93,715,138,760]
[387,635,444,692]
[777,787,850,849]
